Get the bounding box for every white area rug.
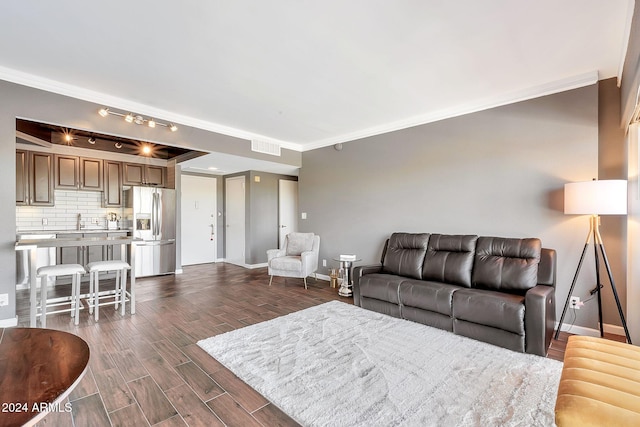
[198,301,562,427]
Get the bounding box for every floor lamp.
[554,179,632,343]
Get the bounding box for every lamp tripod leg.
[593,239,604,337]
[597,243,632,344]
[554,242,589,340]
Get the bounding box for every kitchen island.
[15,235,139,327]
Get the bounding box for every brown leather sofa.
[352,233,556,356]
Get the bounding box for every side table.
[0,328,90,427]
[333,256,361,297]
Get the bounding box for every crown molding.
[0,66,304,152]
[302,71,600,151]
[1,66,600,154]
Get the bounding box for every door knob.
[280,225,287,228]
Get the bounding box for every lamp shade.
[564,180,627,215]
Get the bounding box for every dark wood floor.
[14,264,618,427]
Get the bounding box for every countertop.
[15,235,140,248]
[17,228,132,236]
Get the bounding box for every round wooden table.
[0,328,90,427]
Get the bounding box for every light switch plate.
[301,212,307,219]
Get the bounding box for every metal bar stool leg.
[121,268,127,316]
[94,273,100,321]
[88,269,94,315]
[114,270,121,311]
[40,274,47,328]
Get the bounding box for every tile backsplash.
[16,190,124,231]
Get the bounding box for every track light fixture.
[98,107,178,132]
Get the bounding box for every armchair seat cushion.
[269,256,302,272]
[453,288,525,335]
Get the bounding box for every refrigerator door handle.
[152,192,160,237]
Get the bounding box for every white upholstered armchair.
[267,232,320,289]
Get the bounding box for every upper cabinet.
[80,157,103,191]
[16,150,55,206]
[54,155,103,191]
[103,160,123,207]
[123,163,165,187]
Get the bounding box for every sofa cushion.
[382,232,430,280]
[359,274,405,304]
[422,234,478,287]
[286,232,315,256]
[452,288,525,335]
[472,236,541,293]
[399,280,460,316]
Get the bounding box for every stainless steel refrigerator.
[125,186,176,277]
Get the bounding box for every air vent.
[251,139,281,156]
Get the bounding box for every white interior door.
[225,176,245,266]
[181,175,217,265]
[279,179,298,248]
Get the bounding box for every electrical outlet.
[42,218,48,226]
[0,293,8,307]
[92,218,99,225]
[570,296,581,310]
[322,259,327,267]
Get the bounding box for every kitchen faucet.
[77,213,83,230]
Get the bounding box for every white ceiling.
[0,1,634,156]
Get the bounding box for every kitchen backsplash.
[16,190,124,231]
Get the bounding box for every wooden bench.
[555,335,640,426]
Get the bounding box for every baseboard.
[315,273,330,282]
[555,321,625,338]
[245,263,268,269]
[175,268,183,275]
[0,316,18,327]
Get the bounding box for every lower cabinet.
[107,232,128,260]
[57,233,109,266]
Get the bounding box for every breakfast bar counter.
[15,236,139,327]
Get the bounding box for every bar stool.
[36,264,85,327]
[86,260,131,321]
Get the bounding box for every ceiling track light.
[98,107,178,132]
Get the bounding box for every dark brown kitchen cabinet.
[15,150,28,205]
[54,155,79,189]
[103,160,123,207]
[123,163,165,187]
[55,155,103,191]
[80,157,103,191]
[16,150,54,206]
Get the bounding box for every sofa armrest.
[524,284,555,356]
[352,264,383,306]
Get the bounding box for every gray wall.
[598,78,628,328]
[299,85,601,326]
[0,79,301,323]
[223,171,297,265]
[247,171,298,265]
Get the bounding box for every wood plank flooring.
[13,263,620,426]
